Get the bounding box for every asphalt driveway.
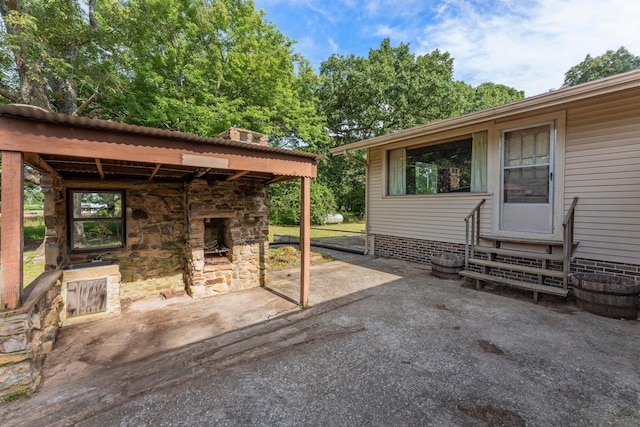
[1,250,639,426]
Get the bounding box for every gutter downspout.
[342,149,369,255]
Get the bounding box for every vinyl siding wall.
[368,144,492,246]
[564,90,640,265]
[367,89,640,266]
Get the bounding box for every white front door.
[500,122,555,234]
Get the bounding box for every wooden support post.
[1,151,24,309]
[299,177,311,307]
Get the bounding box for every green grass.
[268,246,335,271]
[23,215,45,241]
[269,222,365,241]
[0,214,47,286]
[23,243,46,286]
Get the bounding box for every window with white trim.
[387,135,488,196]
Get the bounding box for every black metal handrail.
[464,199,486,268]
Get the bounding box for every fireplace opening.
[204,218,231,264]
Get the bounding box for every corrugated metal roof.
[0,104,320,160]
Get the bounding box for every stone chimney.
[218,127,269,146]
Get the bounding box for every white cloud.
[418,0,640,95]
[328,37,339,53]
[372,24,412,40]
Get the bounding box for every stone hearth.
[186,179,268,297]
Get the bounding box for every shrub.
[269,180,337,225]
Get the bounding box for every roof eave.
[330,69,640,155]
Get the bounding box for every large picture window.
[388,134,487,196]
[69,190,124,251]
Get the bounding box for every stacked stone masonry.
[43,176,269,303]
[186,179,269,297]
[0,273,63,401]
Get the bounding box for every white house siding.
[364,86,640,274]
[565,90,640,266]
[368,145,491,263]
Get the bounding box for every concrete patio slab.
[1,251,638,426]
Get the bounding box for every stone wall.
[0,272,63,400]
[45,177,269,303]
[41,173,66,271]
[118,183,186,300]
[57,181,187,301]
[187,179,269,297]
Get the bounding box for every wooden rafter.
[225,170,249,181]
[95,158,105,179]
[148,163,162,181]
[195,168,211,178]
[23,152,61,178]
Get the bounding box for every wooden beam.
[300,177,311,307]
[0,119,317,178]
[226,170,249,181]
[95,158,105,179]
[1,151,24,309]
[148,163,162,181]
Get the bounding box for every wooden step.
[479,234,564,246]
[468,258,565,278]
[459,270,568,297]
[473,246,565,262]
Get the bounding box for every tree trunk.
[0,0,52,110]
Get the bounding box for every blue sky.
[253,0,640,96]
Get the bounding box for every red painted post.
[1,151,24,309]
[300,177,311,307]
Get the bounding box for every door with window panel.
[500,123,554,234]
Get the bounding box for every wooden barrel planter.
[431,253,464,280]
[571,273,640,320]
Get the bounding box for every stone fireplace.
[186,179,268,298]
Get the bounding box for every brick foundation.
[372,234,640,284]
[372,234,465,265]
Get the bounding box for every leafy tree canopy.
[562,47,640,87]
[0,0,326,145]
[0,0,120,114]
[96,0,325,143]
[313,39,523,217]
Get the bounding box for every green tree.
[318,39,464,144]
[563,47,640,87]
[315,39,523,217]
[0,0,121,114]
[465,82,524,111]
[268,180,337,225]
[315,40,463,217]
[97,0,325,142]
